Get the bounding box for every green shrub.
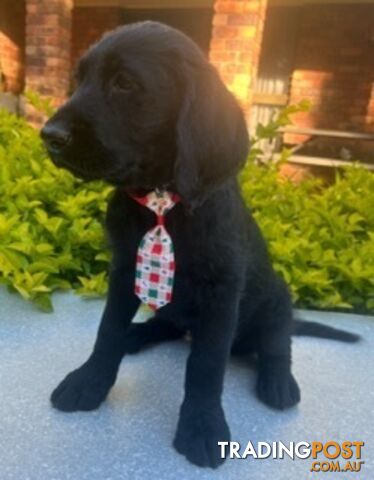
[0,108,112,311]
[241,100,374,314]
[0,104,373,313]
[241,163,374,313]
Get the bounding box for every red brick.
[212,25,239,39]
[243,1,263,14]
[210,38,226,50]
[227,13,258,26]
[210,51,237,63]
[215,2,246,14]
[212,14,228,26]
[239,52,253,63]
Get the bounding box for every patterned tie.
[130,190,180,310]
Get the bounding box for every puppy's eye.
[114,73,138,92]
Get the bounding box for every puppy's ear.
[175,63,249,209]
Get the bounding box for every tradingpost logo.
[218,440,365,473]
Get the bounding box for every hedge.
[0,104,373,313]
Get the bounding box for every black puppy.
[41,22,358,469]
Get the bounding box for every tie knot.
[131,190,180,217]
[157,215,165,226]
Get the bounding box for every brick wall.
[288,3,374,139]
[122,8,214,53]
[1,0,372,147]
[209,0,268,114]
[71,7,214,69]
[0,0,25,94]
[71,7,123,70]
[24,0,72,122]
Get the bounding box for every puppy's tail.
[293,319,360,343]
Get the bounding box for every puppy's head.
[41,21,249,207]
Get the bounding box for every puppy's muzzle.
[41,121,72,157]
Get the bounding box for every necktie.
[130,190,180,310]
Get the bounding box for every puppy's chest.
[132,204,223,270]
[109,195,237,276]
[165,208,231,274]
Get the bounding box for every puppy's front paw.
[173,402,230,468]
[50,361,116,412]
[257,372,300,410]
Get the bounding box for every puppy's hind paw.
[257,372,300,410]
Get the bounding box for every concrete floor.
[0,288,373,480]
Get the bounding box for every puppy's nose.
[41,123,71,153]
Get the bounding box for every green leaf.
[33,294,54,313]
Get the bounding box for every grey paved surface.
[0,288,373,480]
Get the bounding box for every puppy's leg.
[173,288,238,468]
[51,267,140,412]
[256,279,300,410]
[123,316,185,354]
